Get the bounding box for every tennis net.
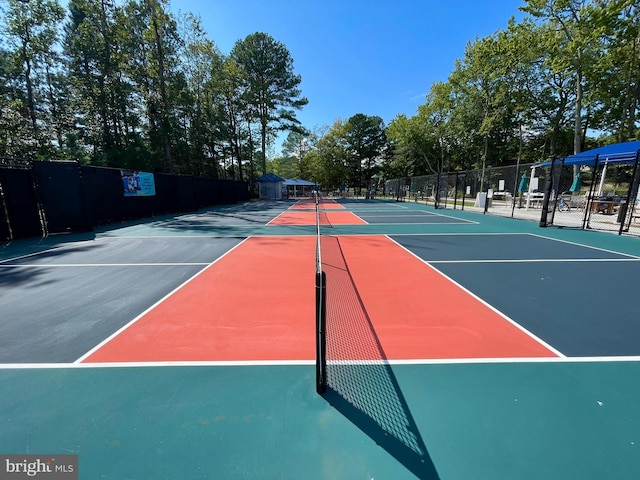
[315,193,327,394]
[314,197,433,475]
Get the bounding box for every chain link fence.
[386,158,640,237]
[542,157,640,235]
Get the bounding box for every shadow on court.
[0,231,97,261]
[0,239,101,290]
[320,235,441,479]
[323,371,440,479]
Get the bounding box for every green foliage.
[378,0,640,184]
[0,0,66,158]
[0,0,638,185]
[305,120,348,190]
[0,0,308,179]
[268,155,299,179]
[230,32,308,176]
[343,114,386,192]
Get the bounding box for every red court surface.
[332,235,558,359]
[82,236,316,362]
[268,211,367,225]
[289,199,344,210]
[83,235,557,363]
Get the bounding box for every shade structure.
[536,141,640,168]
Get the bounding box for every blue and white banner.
[121,170,156,197]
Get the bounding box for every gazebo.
[284,178,316,198]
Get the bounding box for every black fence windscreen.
[80,166,125,225]
[33,161,92,234]
[0,161,249,241]
[0,191,9,242]
[0,167,44,240]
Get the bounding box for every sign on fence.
[121,170,156,197]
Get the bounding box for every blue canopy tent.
[533,140,640,193]
[536,140,640,167]
[528,141,640,211]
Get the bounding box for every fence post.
[620,150,640,234]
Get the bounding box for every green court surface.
[1,199,640,479]
[2,362,639,479]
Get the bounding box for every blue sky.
[168,0,527,153]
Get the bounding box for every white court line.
[346,206,411,210]
[152,223,281,228]
[330,356,640,365]
[73,237,251,364]
[315,211,370,226]
[347,205,411,210]
[0,235,250,265]
[0,263,210,268]
[359,214,438,217]
[352,210,479,225]
[0,245,76,264]
[426,258,640,264]
[382,232,526,236]
[365,231,639,258]
[386,235,566,358]
[390,205,480,223]
[427,212,479,223]
[266,212,289,225]
[97,234,317,239]
[527,232,640,259]
[0,360,315,369]
[348,221,477,226]
[355,213,369,225]
[2,355,640,370]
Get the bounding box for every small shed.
[257,173,285,200]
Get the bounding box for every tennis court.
[1,198,640,479]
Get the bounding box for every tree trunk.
[573,66,582,155]
[45,62,63,150]
[623,32,640,142]
[234,135,243,181]
[151,1,173,172]
[22,42,38,137]
[480,134,488,192]
[247,118,256,185]
[260,118,267,175]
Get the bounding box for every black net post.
[315,270,327,395]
